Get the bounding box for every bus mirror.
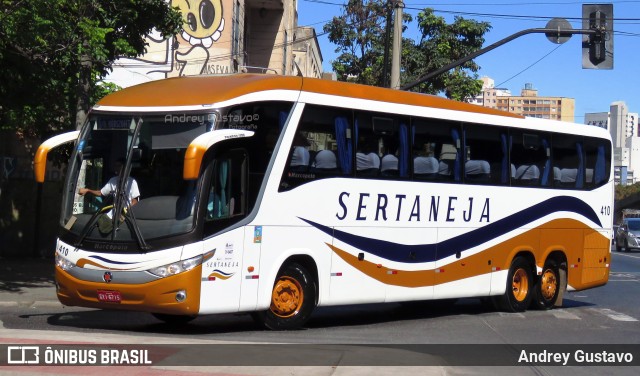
[34,131,80,183]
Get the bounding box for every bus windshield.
[63,113,215,244]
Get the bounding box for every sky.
[297,0,640,122]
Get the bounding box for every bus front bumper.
[55,265,202,316]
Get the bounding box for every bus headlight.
[147,254,203,278]
[55,253,75,271]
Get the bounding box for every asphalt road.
[1,249,639,375]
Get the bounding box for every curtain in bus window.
[451,128,461,181]
[595,145,606,185]
[541,138,551,186]
[399,122,409,177]
[576,142,584,189]
[335,116,352,174]
[501,133,508,184]
[219,160,228,215]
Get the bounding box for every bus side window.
[279,105,350,192]
[511,131,549,187]
[463,124,504,185]
[584,137,611,188]
[552,134,584,189]
[411,118,460,182]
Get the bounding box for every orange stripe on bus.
[327,218,609,290]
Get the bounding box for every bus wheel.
[531,260,560,310]
[495,256,533,312]
[151,313,196,325]
[253,263,316,330]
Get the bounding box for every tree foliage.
[0,0,182,139]
[324,0,491,101]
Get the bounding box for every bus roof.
[97,74,522,119]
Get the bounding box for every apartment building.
[586,102,638,184]
[470,78,575,122]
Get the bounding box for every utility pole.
[390,1,404,89]
[381,0,393,88]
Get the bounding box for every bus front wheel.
[494,256,533,312]
[253,262,317,330]
[531,259,560,310]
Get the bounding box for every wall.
[0,131,64,258]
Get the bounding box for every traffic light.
[582,4,613,69]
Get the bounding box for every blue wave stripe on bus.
[300,196,601,264]
[88,255,138,265]
[212,269,234,276]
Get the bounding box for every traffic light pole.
[401,27,599,91]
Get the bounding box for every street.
[1,249,639,375]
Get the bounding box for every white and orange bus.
[35,74,613,329]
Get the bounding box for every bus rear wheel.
[253,262,316,330]
[495,256,533,312]
[531,259,561,310]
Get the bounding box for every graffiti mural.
[108,0,232,87]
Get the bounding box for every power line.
[495,43,564,87]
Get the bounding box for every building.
[586,102,638,184]
[106,0,323,88]
[470,78,575,122]
[468,77,511,107]
[292,27,323,78]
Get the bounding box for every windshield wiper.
[110,117,149,250]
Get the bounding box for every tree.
[324,1,491,101]
[0,0,183,138]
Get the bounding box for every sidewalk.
[0,257,58,307]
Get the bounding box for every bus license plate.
[97,290,121,303]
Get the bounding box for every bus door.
[200,149,252,314]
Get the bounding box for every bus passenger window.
[279,105,350,191]
[584,137,611,188]
[411,118,460,182]
[463,124,504,185]
[511,131,549,187]
[552,134,584,189]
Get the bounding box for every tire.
[494,256,533,312]
[252,263,317,330]
[151,313,196,325]
[531,259,561,310]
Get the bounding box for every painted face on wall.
[172,0,225,48]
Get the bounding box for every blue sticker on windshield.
[77,140,85,151]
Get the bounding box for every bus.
[35,74,613,330]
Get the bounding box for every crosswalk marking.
[497,312,525,318]
[551,309,581,320]
[588,308,638,322]
[490,308,638,322]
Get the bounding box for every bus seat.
[560,168,578,187]
[465,160,490,182]
[356,152,380,176]
[553,167,562,185]
[312,150,340,175]
[515,165,540,185]
[290,146,310,172]
[381,154,399,176]
[131,195,181,220]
